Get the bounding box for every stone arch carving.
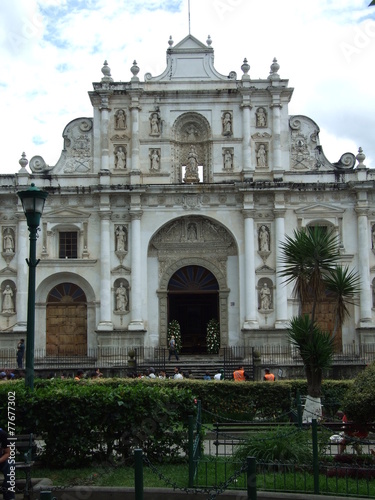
[150,215,237,348]
[171,112,212,183]
[158,257,229,348]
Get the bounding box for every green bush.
[343,361,375,423]
[234,426,332,464]
[0,379,195,467]
[0,377,354,468]
[234,427,312,463]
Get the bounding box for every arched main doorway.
[46,282,87,356]
[168,266,219,354]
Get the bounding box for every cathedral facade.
[1,34,374,356]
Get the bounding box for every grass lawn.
[31,460,375,498]
[32,462,189,489]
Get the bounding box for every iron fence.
[194,418,375,497]
[251,343,375,366]
[1,343,374,371]
[0,346,167,371]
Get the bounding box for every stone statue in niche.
[186,124,198,142]
[259,282,272,310]
[222,112,233,136]
[115,225,127,252]
[183,145,200,183]
[2,284,15,314]
[150,149,160,171]
[256,107,267,128]
[3,228,14,253]
[115,282,128,312]
[256,144,267,168]
[223,149,233,170]
[115,109,127,129]
[115,146,126,169]
[149,112,161,136]
[258,225,270,252]
[187,222,198,241]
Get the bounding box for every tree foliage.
[279,227,360,397]
[343,361,375,423]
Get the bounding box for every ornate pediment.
[144,34,236,82]
[111,265,131,275]
[151,217,233,248]
[44,207,91,222]
[0,266,17,276]
[295,203,345,217]
[255,264,274,275]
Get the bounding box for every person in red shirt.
[264,368,275,381]
[339,413,368,453]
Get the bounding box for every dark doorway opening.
[168,266,219,354]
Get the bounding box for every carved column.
[356,207,372,323]
[241,96,252,173]
[99,93,111,171]
[13,217,28,331]
[98,207,113,330]
[242,209,258,329]
[270,90,282,174]
[128,210,144,330]
[129,89,142,183]
[274,209,288,328]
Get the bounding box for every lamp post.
[17,183,48,390]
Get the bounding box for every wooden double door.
[46,283,87,356]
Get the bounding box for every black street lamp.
[17,183,48,390]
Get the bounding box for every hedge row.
[0,377,354,467]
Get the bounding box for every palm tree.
[279,227,360,407]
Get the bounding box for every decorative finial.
[268,57,280,80]
[131,60,140,80]
[101,60,113,81]
[168,35,174,47]
[206,35,212,46]
[19,152,28,170]
[241,58,250,78]
[356,147,366,168]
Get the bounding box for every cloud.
[0,0,374,174]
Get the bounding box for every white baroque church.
[1,34,374,356]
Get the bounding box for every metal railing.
[251,343,375,366]
[195,418,375,497]
[0,346,167,371]
[1,343,374,371]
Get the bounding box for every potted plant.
[167,320,182,353]
[206,319,220,354]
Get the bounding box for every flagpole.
[188,0,191,34]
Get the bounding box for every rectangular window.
[59,232,78,259]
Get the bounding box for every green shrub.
[234,427,312,463]
[234,426,331,464]
[0,377,353,467]
[343,361,375,423]
[0,379,195,467]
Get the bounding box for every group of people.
[0,370,17,382]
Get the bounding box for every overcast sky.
[1,0,374,174]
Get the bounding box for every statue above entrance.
[183,145,200,183]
